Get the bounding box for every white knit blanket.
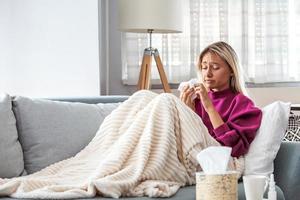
[0,90,222,199]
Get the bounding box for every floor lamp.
[118,0,183,93]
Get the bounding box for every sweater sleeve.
[213,95,262,158]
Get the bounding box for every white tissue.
[178,78,200,100]
[196,146,232,174]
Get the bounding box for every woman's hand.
[195,83,225,129]
[180,85,195,111]
[194,84,214,113]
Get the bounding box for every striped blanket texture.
[0,90,234,199]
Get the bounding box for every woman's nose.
[206,68,213,77]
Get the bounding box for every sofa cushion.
[12,96,120,174]
[0,94,24,178]
[284,113,300,141]
[244,101,290,175]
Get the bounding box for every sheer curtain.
[122,0,300,85]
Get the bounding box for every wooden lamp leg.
[138,48,171,93]
[138,49,152,90]
[153,49,171,93]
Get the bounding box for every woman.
[180,41,262,158]
[0,42,262,199]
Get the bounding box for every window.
[122,0,300,85]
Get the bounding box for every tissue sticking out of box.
[196,146,232,174]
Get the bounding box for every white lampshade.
[118,0,183,33]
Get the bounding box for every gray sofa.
[0,95,299,200]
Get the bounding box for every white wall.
[247,87,300,107]
[99,0,136,95]
[0,0,99,97]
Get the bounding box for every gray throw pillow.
[0,94,24,178]
[12,96,120,174]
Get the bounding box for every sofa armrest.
[274,141,300,200]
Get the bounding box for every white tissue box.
[196,171,239,200]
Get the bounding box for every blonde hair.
[197,41,247,94]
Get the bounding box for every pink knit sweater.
[194,88,262,158]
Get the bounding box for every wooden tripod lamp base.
[137,48,171,93]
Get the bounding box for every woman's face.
[200,52,232,91]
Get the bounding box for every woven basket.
[196,171,238,200]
